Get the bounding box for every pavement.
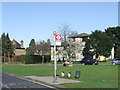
[2,73,53,88]
[24,76,81,85]
[2,72,82,89]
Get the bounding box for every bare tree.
[57,24,78,61]
[58,24,78,42]
[58,24,71,42]
[36,39,51,64]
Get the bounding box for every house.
[51,33,89,61]
[12,39,26,56]
[68,33,90,61]
[51,32,115,61]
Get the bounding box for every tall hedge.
[44,55,51,63]
[20,55,51,64]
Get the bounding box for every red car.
[63,61,70,66]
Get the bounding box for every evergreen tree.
[105,26,120,58]
[6,33,13,57]
[116,47,120,58]
[29,39,36,48]
[0,36,2,56]
[26,39,36,55]
[105,26,120,47]
[83,30,113,58]
[1,33,13,57]
[1,33,7,56]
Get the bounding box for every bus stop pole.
[53,35,57,83]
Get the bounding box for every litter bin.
[75,71,80,78]
[63,63,66,66]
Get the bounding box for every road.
[1,73,55,89]
[3,63,111,66]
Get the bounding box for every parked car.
[81,58,98,65]
[112,58,120,65]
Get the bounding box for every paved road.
[3,63,111,66]
[1,73,55,89]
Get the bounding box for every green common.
[2,65,118,88]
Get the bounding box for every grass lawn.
[2,64,118,88]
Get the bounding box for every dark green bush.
[116,47,120,58]
[44,55,51,63]
[20,55,51,64]
[21,55,34,64]
[58,59,62,62]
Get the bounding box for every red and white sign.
[53,31,57,35]
[56,35,62,40]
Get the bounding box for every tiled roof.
[68,33,89,38]
[12,39,21,48]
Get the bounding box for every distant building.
[68,33,90,61]
[51,33,115,61]
[12,39,26,56]
[51,33,89,61]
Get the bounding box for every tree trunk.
[8,53,10,62]
[42,55,44,64]
[4,53,5,62]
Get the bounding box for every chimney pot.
[20,40,24,48]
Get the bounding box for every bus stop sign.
[56,35,62,40]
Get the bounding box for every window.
[72,54,76,58]
[63,54,67,58]
[82,37,86,42]
[73,38,75,42]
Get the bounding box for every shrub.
[58,59,61,62]
[44,55,51,63]
[20,55,51,64]
[21,55,33,64]
[14,56,21,62]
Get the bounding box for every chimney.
[47,39,50,44]
[20,40,24,48]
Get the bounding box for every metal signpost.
[53,31,62,83]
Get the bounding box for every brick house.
[12,39,26,56]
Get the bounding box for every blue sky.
[2,2,118,48]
